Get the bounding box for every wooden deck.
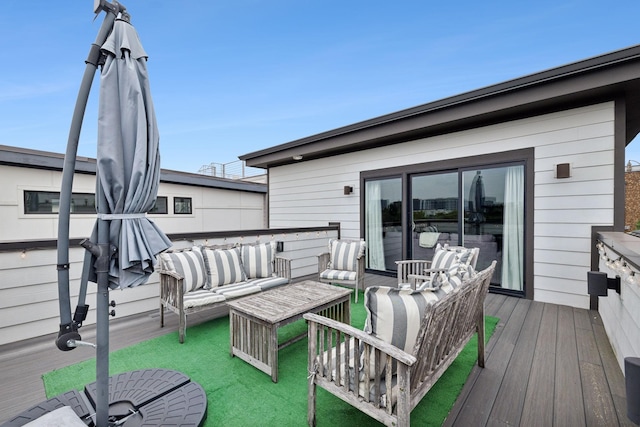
[0,273,633,426]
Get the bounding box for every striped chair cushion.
[431,243,474,270]
[328,239,366,272]
[159,248,208,293]
[418,262,476,297]
[202,247,246,288]
[319,269,357,282]
[241,242,275,279]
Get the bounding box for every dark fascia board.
[240,44,640,169]
[0,144,266,194]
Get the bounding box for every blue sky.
[2,1,640,173]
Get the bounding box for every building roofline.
[0,144,266,193]
[240,44,640,168]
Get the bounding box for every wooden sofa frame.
[159,255,291,343]
[304,261,496,427]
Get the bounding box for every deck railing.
[0,226,339,346]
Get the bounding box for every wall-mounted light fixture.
[587,271,621,296]
[343,186,353,195]
[276,241,284,252]
[555,163,571,179]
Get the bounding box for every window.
[149,196,168,214]
[24,191,96,214]
[174,197,192,214]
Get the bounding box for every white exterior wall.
[269,102,616,309]
[0,165,266,241]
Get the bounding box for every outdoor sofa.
[158,241,291,343]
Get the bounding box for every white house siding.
[268,102,616,309]
[0,165,267,241]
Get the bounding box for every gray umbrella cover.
[90,17,171,289]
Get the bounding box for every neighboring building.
[0,145,268,242]
[241,44,640,310]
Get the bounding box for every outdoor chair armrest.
[274,256,292,280]
[158,269,184,281]
[317,252,330,272]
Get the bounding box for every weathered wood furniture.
[395,244,479,289]
[227,280,352,382]
[318,239,366,302]
[158,244,291,343]
[304,261,496,427]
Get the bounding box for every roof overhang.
[240,44,640,169]
[0,145,267,194]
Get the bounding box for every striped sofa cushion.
[183,289,226,309]
[241,242,275,279]
[213,281,261,299]
[159,248,208,293]
[202,247,246,288]
[328,239,366,272]
[251,276,289,291]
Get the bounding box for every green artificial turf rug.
[43,291,498,426]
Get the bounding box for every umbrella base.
[1,369,207,427]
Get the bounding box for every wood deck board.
[0,272,630,426]
[487,300,542,426]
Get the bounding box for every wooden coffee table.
[227,280,352,382]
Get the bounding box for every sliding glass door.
[410,172,459,262]
[364,162,525,293]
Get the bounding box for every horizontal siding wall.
[0,227,338,346]
[268,102,616,308]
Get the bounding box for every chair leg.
[160,302,164,328]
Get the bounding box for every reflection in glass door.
[462,166,524,291]
[365,178,402,272]
[410,172,459,262]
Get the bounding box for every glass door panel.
[462,165,524,290]
[365,178,402,272]
[410,172,459,261]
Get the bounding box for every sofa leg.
[308,379,317,426]
[179,312,186,344]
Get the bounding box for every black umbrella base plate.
[1,369,207,427]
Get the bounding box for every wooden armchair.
[396,245,479,289]
[305,261,496,427]
[318,239,366,302]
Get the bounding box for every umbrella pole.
[56,2,126,427]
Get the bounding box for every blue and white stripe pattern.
[241,242,275,279]
[328,239,366,272]
[159,248,208,293]
[202,247,246,288]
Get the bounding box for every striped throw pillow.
[328,239,366,272]
[241,242,275,279]
[363,286,437,377]
[202,247,246,288]
[159,249,208,293]
[431,244,474,270]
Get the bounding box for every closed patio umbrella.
[56,3,171,425]
[89,14,171,290]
